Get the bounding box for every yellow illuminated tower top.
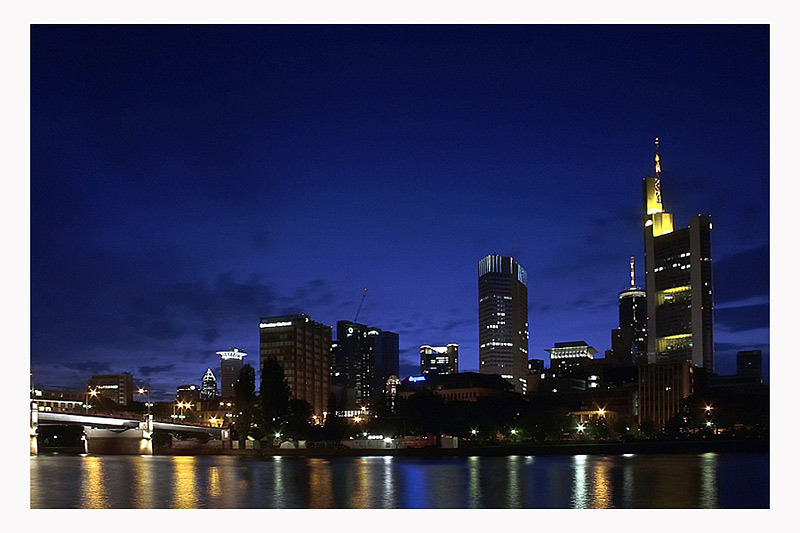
[643,137,673,237]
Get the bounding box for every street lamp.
[85,387,98,413]
[137,386,151,416]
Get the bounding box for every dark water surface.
[30,452,769,509]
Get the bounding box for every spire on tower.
[654,137,661,176]
[630,256,636,287]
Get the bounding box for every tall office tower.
[259,314,331,414]
[201,368,218,400]
[420,344,459,376]
[88,372,134,407]
[478,254,529,393]
[613,256,647,365]
[332,320,398,407]
[217,348,246,399]
[643,139,714,372]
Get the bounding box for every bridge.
[31,403,226,455]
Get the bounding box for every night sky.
[29,25,770,400]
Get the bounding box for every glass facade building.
[478,254,529,393]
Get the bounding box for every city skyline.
[28,25,769,399]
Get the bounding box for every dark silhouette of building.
[737,350,763,382]
[528,358,545,374]
[176,384,201,404]
[478,254,529,393]
[398,371,516,402]
[420,344,459,376]
[643,139,714,372]
[331,320,399,408]
[259,314,331,415]
[217,348,246,399]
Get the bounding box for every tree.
[285,399,313,439]
[260,357,290,432]
[234,364,256,447]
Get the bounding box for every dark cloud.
[138,364,176,377]
[62,361,111,374]
[715,305,770,332]
[713,244,770,303]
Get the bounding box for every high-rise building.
[201,368,217,400]
[420,344,459,376]
[331,320,399,408]
[217,348,246,398]
[546,341,598,376]
[87,372,134,407]
[259,314,331,414]
[609,257,647,366]
[643,138,714,372]
[478,254,529,393]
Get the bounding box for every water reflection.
[80,456,109,508]
[308,458,334,508]
[31,452,766,509]
[571,455,588,508]
[591,458,613,508]
[132,457,154,508]
[172,456,198,509]
[506,456,521,508]
[382,456,396,508]
[698,453,719,508]
[468,456,481,508]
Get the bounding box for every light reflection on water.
[29,452,767,509]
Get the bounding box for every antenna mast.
[354,288,368,322]
[630,256,636,287]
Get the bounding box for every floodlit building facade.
[478,254,529,393]
[546,341,598,376]
[420,344,459,376]
[259,314,331,415]
[642,138,714,372]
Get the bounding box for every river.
[29,452,768,509]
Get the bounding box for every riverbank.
[156,437,768,458]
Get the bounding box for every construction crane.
[354,288,368,323]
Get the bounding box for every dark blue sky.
[29,25,770,400]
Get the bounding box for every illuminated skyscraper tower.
[642,139,714,372]
[478,255,529,393]
[201,368,218,400]
[618,256,647,357]
[217,347,246,399]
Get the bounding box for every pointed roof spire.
[654,137,661,177]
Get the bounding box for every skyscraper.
[613,256,646,364]
[259,314,331,414]
[331,320,399,408]
[642,138,714,372]
[420,344,459,376]
[478,254,529,393]
[217,348,246,399]
[201,368,218,400]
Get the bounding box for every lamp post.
[137,386,151,415]
[85,387,98,413]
